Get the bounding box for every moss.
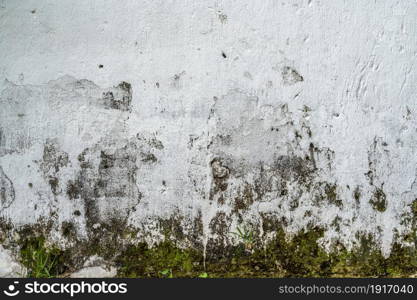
[353,186,361,204]
[331,216,342,232]
[19,236,68,278]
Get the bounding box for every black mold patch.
[313,182,343,208]
[353,186,362,204]
[71,141,142,230]
[48,177,60,196]
[0,127,5,149]
[171,71,186,89]
[209,158,230,203]
[61,221,77,240]
[141,153,157,163]
[39,140,69,196]
[40,140,69,174]
[136,133,164,150]
[0,166,15,210]
[233,183,254,215]
[66,179,81,200]
[206,212,233,260]
[218,13,227,24]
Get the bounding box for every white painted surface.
[0,0,417,255]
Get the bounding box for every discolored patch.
[102,81,132,111]
[0,166,15,210]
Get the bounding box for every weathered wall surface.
[0,0,417,275]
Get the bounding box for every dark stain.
[66,179,81,200]
[61,221,77,240]
[38,141,69,197]
[136,133,164,150]
[313,182,343,208]
[324,183,342,208]
[233,183,254,215]
[218,12,227,24]
[0,128,5,148]
[171,71,185,89]
[48,177,60,195]
[141,153,157,163]
[211,158,229,179]
[102,81,132,111]
[0,166,15,209]
[272,155,315,185]
[206,212,233,260]
[222,52,227,58]
[209,158,230,202]
[73,143,141,230]
[98,64,104,69]
[158,215,185,241]
[353,186,361,204]
[282,66,303,85]
[40,140,69,174]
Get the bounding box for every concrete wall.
[1,0,417,262]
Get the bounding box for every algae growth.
[8,219,417,278]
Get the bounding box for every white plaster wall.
[0,0,417,255]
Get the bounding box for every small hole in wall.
[73,210,81,216]
[28,183,33,188]
[98,64,104,69]
[156,82,160,88]
[222,52,227,58]
[31,9,36,14]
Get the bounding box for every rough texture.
[0,245,27,277]
[70,256,117,278]
[0,0,417,277]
